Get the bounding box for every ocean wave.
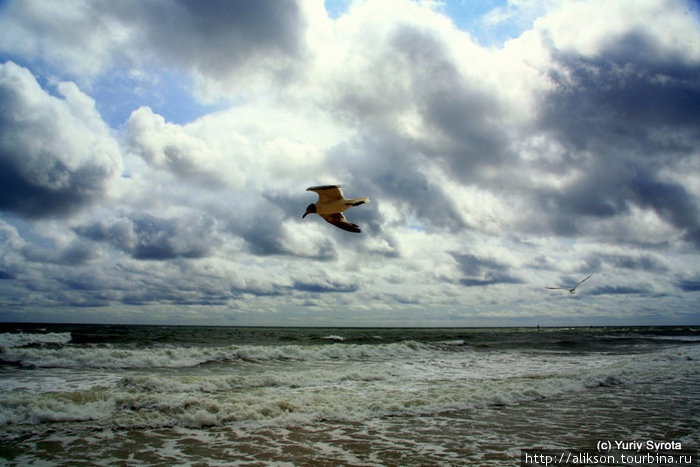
[0,341,434,369]
[321,335,345,342]
[0,390,115,425]
[1,345,697,430]
[117,373,297,394]
[0,332,72,349]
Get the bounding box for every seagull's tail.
[346,197,369,206]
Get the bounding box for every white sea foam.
[321,335,345,342]
[0,341,434,369]
[2,343,696,431]
[0,370,121,393]
[439,339,466,346]
[0,332,71,348]
[0,390,115,425]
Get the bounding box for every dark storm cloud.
[238,215,308,257]
[600,253,669,273]
[331,135,466,232]
[589,285,651,296]
[543,35,700,153]
[390,26,509,176]
[459,274,522,287]
[321,23,517,234]
[262,190,311,221]
[345,24,509,173]
[533,31,700,245]
[533,163,700,244]
[0,0,306,82]
[293,280,359,294]
[217,197,337,260]
[239,218,289,257]
[76,214,217,260]
[0,158,108,218]
[0,270,16,280]
[452,253,522,287]
[43,259,287,309]
[676,278,700,292]
[111,261,286,306]
[0,62,119,218]
[55,269,248,308]
[55,240,97,265]
[119,288,230,307]
[21,239,98,266]
[109,0,305,80]
[237,196,308,256]
[629,171,700,248]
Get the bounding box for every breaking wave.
[1,342,696,429]
[0,340,433,369]
[0,332,72,349]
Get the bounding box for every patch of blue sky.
[437,0,544,47]
[0,213,56,250]
[0,1,11,19]
[91,67,228,128]
[0,53,64,99]
[0,52,225,128]
[324,0,353,19]
[324,0,532,48]
[406,217,424,232]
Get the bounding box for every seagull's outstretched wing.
[307,185,344,204]
[573,274,593,289]
[320,213,361,233]
[546,273,594,292]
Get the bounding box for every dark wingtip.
[332,221,361,233]
[307,185,341,191]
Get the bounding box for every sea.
[0,324,697,466]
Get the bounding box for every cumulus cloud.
[530,43,700,244]
[0,0,305,89]
[0,0,698,325]
[453,253,523,287]
[0,62,121,218]
[76,213,219,260]
[125,106,240,186]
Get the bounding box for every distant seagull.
[303,185,369,233]
[546,273,593,294]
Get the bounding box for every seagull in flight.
[303,185,369,233]
[546,273,593,294]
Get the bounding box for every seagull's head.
[302,203,316,219]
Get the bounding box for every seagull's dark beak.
[302,212,309,219]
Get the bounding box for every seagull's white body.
[546,274,593,294]
[303,185,369,233]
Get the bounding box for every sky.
[0,0,699,327]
